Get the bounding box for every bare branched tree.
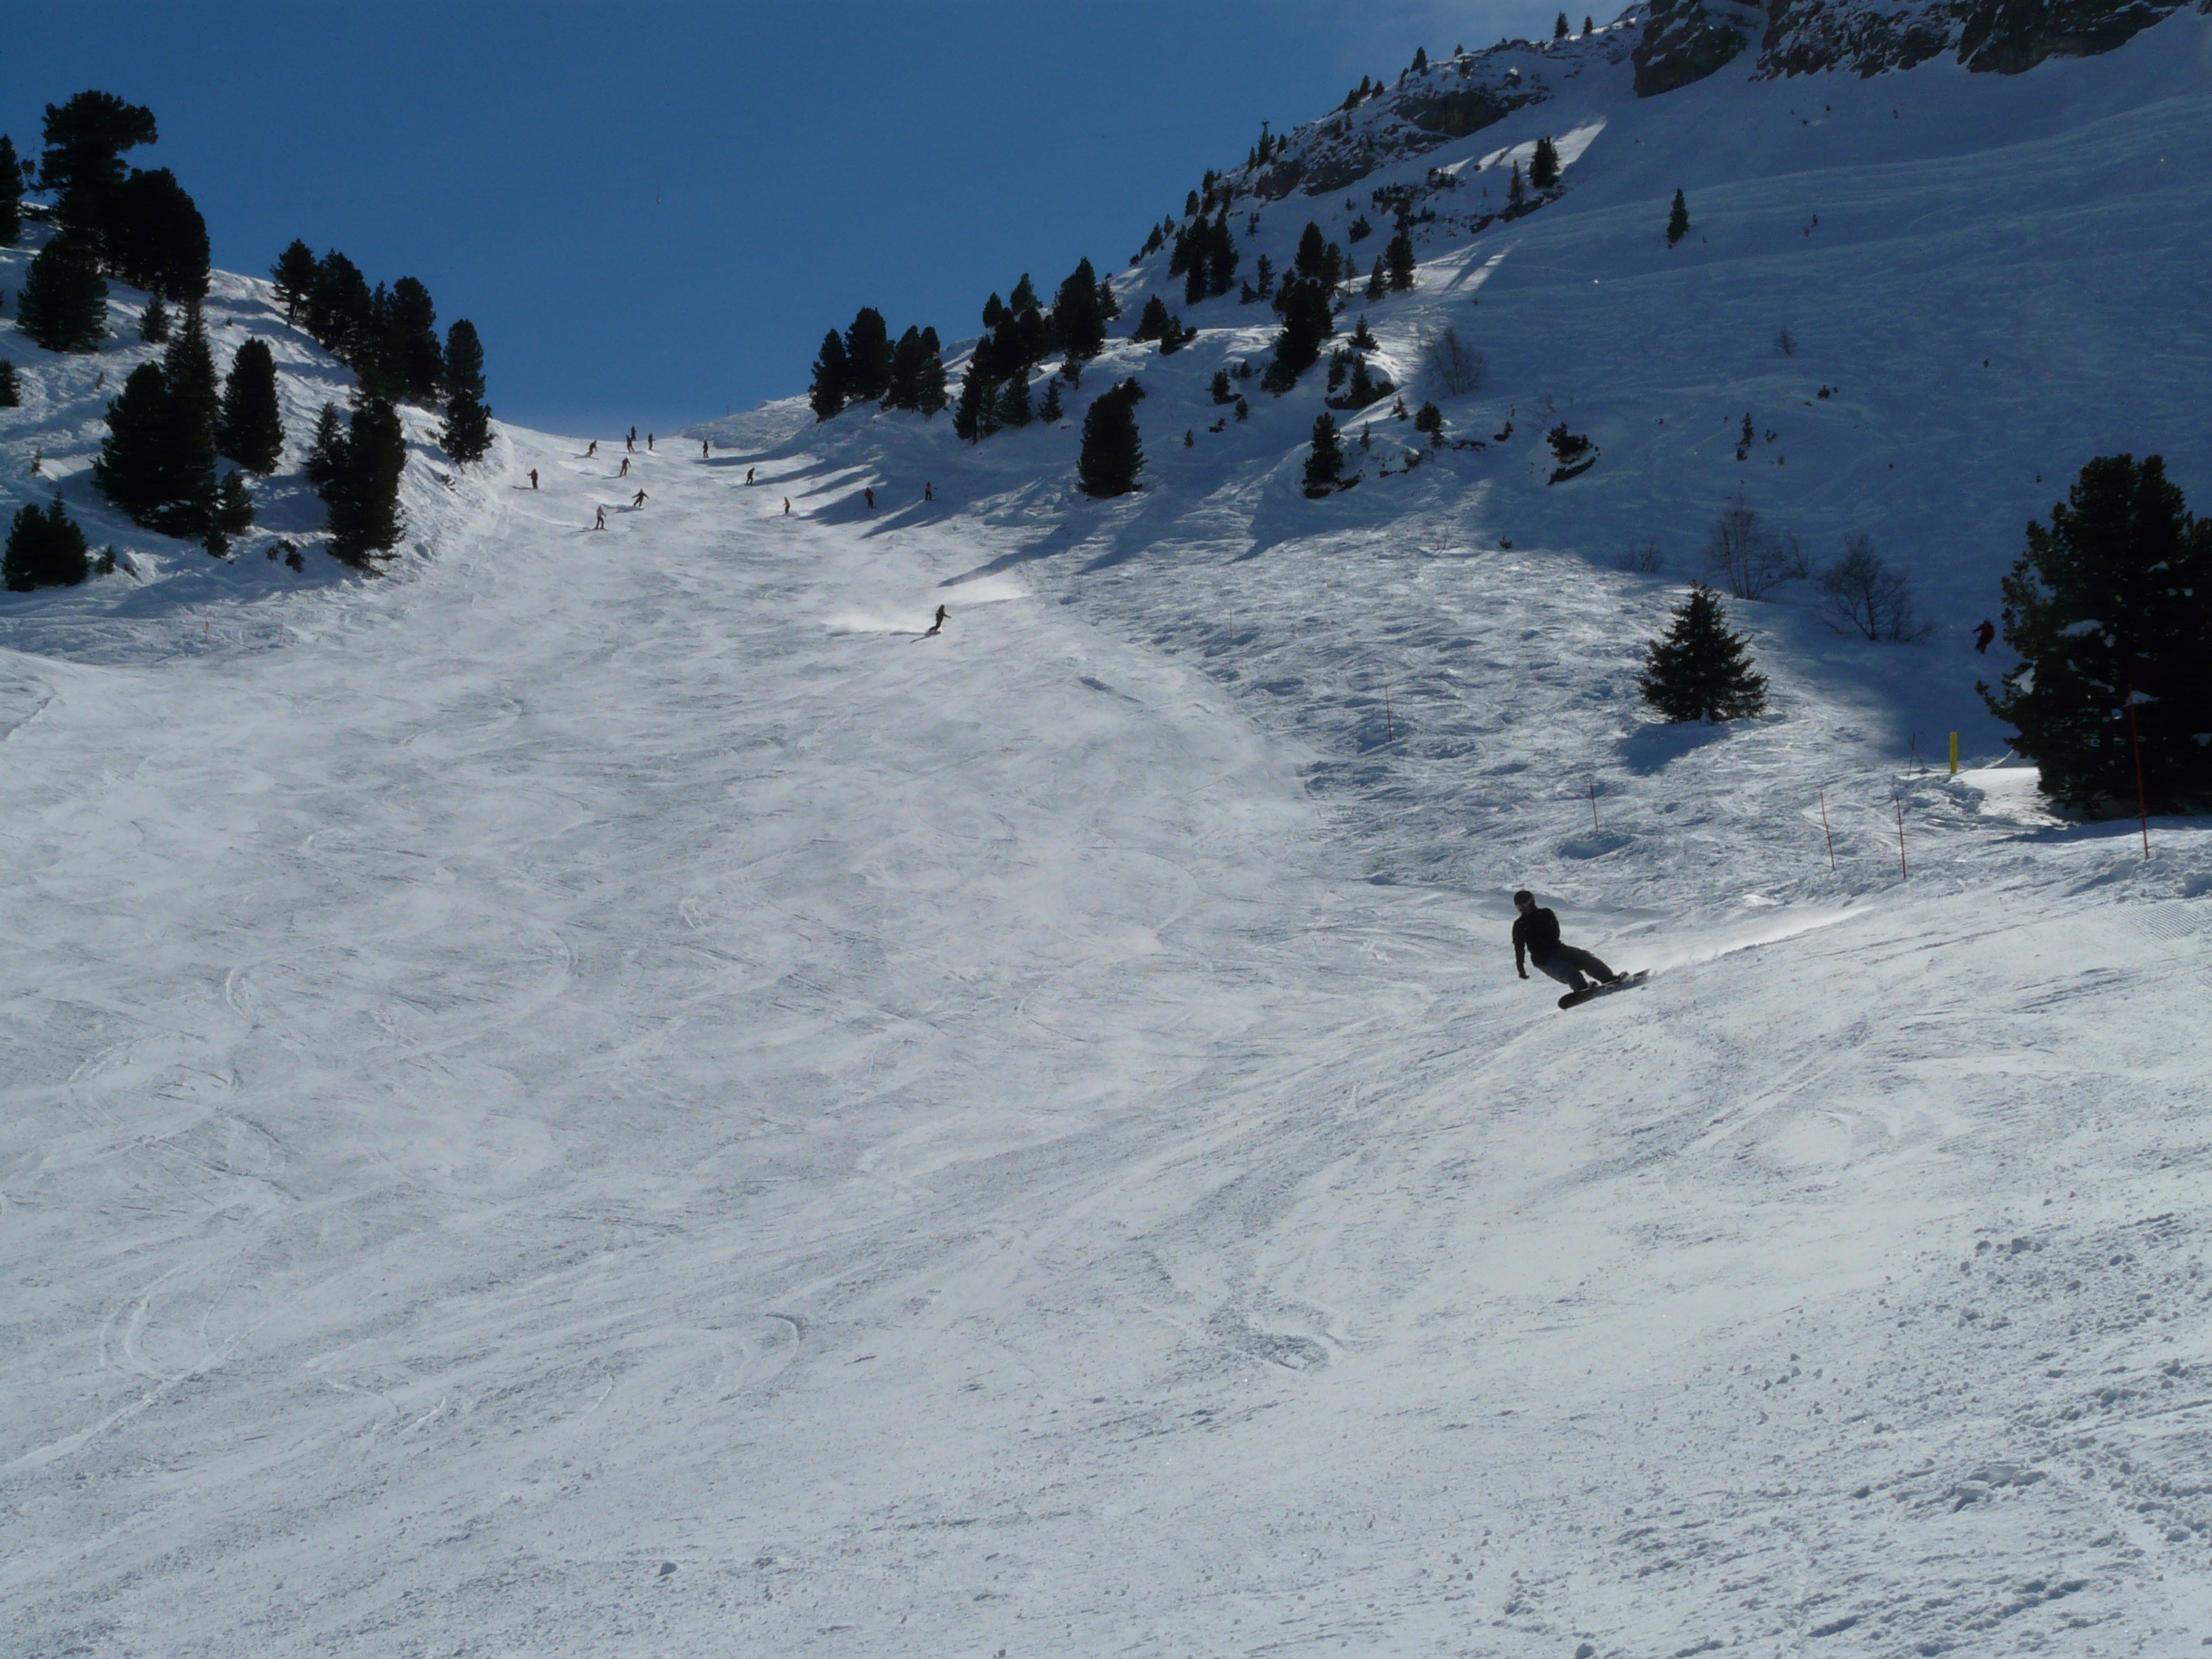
[1819,534,1929,640]
[1614,541,1664,574]
[1704,491,1808,599]
[1420,325,1486,397]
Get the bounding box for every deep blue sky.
[4,1,1564,434]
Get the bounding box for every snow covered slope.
[5,14,2212,1659]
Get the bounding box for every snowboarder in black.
[594,506,607,530]
[619,455,630,477]
[746,466,756,485]
[1512,890,1620,994]
[864,487,876,510]
[632,489,648,508]
[923,605,949,637]
[701,439,710,459]
[782,497,792,516]
[1973,618,1996,654]
[647,432,655,451]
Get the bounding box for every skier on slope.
[647,432,655,451]
[746,466,756,485]
[529,468,539,489]
[923,604,949,637]
[1512,890,1622,997]
[1973,618,1996,654]
[594,506,607,530]
[782,497,792,516]
[632,489,648,508]
[924,482,934,501]
[864,487,876,510]
[588,441,598,458]
[619,455,630,477]
[701,439,710,459]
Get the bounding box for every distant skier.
[924,481,935,501]
[1973,618,1996,654]
[627,426,636,451]
[701,439,710,459]
[864,486,876,509]
[594,505,607,530]
[923,604,949,637]
[632,489,648,508]
[529,468,539,489]
[588,441,598,458]
[619,455,630,477]
[747,466,756,485]
[647,432,655,451]
[1512,890,1622,996]
[782,497,792,516]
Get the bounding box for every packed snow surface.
[7,16,2212,1658]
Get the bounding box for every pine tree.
[1507,163,1528,212]
[1982,453,2212,811]
[1584,16,1595,33]
[1184,256,1208,308]
[1294,222,1329,282]
[165,300,219,438]
[216,337,285,472]
[1038,377,1063,423]
[844,307,894,402]
[1208,211,1238,297]
[3,495,91,591]
[1555,11,1570,37]
[912,327,947,415]
[884,325,924,409]
[307,251,373,361]
[207,468,255,556]
[1078,377,1146,497]
[952,360,991,443]
[1261,276,1334,393]
[1210,367,1233,405]
[0,361,18,408]
[384,276,443,403]
[1385,228,1416,292]
[996,371,1031,428]
[1351,316,1379,352]
[17,231,108,351]
[808,329,850,421]
[105,167,209,300]
[304,401,348,496]
[1366,257,1387,302]
[1666,189,1690,247]
[1414,401,1444,443]
[270,239,318,323]
[1132,295,1178,344]
[1638,585,1769,722]
[94,362,178,524]
[0,135,21,246]
[139,293,170,343]
[37,91,158,250]
[1008,273,1038,314]
[1530,138,1561,190]
[319,393,407,565]
[438,319,493,464]
[1303,412,1345,497]
[1051,258,1107,359]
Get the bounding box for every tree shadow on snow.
[1618,719,1731,775]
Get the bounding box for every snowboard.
[1557,970,1647,1010]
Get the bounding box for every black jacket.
[1512,906,1560,969]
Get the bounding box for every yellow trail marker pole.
[1948,732,1959,775]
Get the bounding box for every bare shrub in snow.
[1820,535,1929,640]
[1704,491,1807,600]
[1420,326,1485,398]
[1615,541,1664,574]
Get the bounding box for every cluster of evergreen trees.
[1168,211,1238,306]
[94,301,260,553]
[808,307,947,422]
[1261,224,1347,394]
[951,260,1119,444]
[9,92,214,353]
[3,497,92,592]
